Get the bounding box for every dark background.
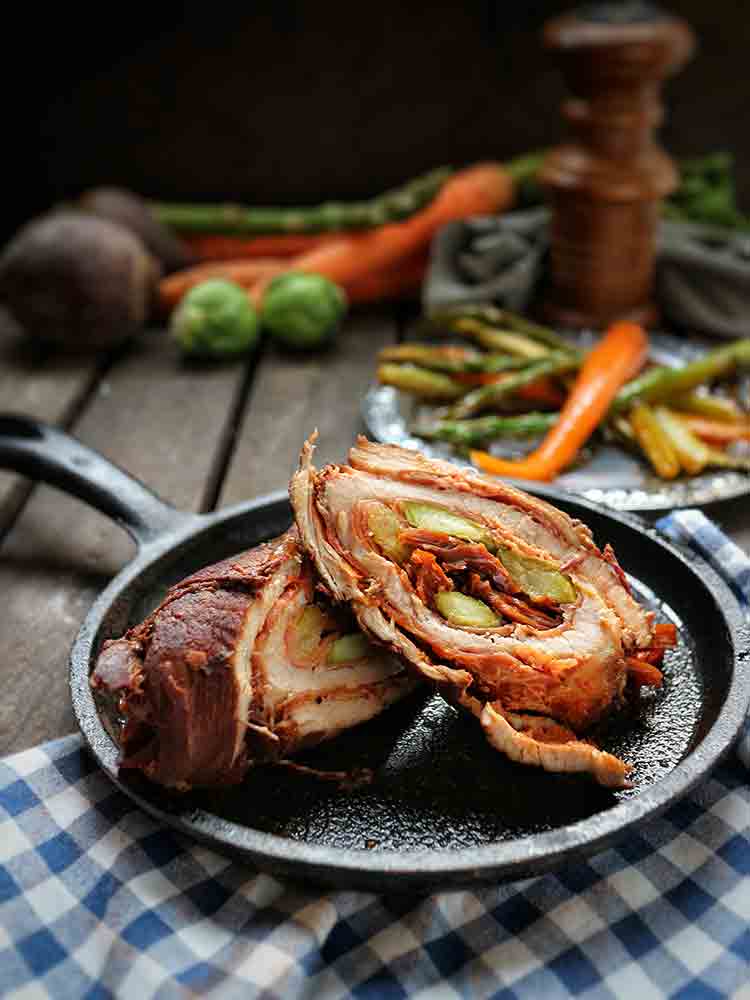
[4,0,749,242]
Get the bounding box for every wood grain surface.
[0,330,247,754]
[220,310,397,505]
[0,315,101,539]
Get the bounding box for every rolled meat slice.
[91,527,414,790]
[291,436,666,788]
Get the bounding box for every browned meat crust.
[290,435,660,788]
[91,527,413,790]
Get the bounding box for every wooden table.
[2,309,749,757]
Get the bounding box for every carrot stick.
[675,414,750,443]
[182,232,348,261]
[248,163,513,298]
[470,322,650,481]
[158,259,286,311]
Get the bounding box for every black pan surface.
[2,415,749,892]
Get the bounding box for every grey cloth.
[424,209,750,338]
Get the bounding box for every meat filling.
[290,435,676,788]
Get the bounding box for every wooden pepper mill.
[539,2,694,328]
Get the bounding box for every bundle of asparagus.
[377,307,750,482]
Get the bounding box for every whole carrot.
[286,163,513,289]
[158,259,286,311]
[471,321,649,481]
[346,252,428,304]
[182,232,348,260]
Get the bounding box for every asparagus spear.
[652,407,711,475]
[450,353,579,418]
[378,344,530,374]
[613,340,750,413]
[150,167,453,235]
[416,412,558,446]
[629,403,681,480]
[377,363,465,401]
[453,319,551,359]
[670,390,744,423]
[426,305,577,354]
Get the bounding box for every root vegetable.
[79,186,194,273]
[0,212,159,352]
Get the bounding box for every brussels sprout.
[261,271,347,349]
[171,278,259,359]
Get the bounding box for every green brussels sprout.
[170,279,260,359]
[261,271,347,349]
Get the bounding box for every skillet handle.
[0,414,197,547]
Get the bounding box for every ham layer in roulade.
[291,436,666,788]
[91,527,414,790]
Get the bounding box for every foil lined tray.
[361,331,750,511]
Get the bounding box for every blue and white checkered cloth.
[1,510,749,999]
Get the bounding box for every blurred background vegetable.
[150,167,453,234]
[261,272,347,350]
[170,278,259,359]
[0,212,159,352]
[79,186,194,273]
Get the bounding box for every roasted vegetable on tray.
[376,307,750,482]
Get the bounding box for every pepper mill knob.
[539,2,694,328]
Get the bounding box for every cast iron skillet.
[1,413,749,893]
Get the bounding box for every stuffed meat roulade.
[91,527,414,790]
[291,436,672,788]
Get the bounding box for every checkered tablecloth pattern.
[1,510,749,999]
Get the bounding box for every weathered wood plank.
[0,314,102,537]
[220,308,398,506]
[0,330,247,755]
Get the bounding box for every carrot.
[282,163,512,289]
[182,232,348,261]
[675,414,750,443]
[158,259,286,311]
[470,321,650,481]
[453,373,566,407]
[626,657,664,688]
[346,252,428,305]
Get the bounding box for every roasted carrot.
[470,321,649,481]
[182,232,347,261]
[453,372,566,407]
[158,259,286,311]
[675,414,750,443]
